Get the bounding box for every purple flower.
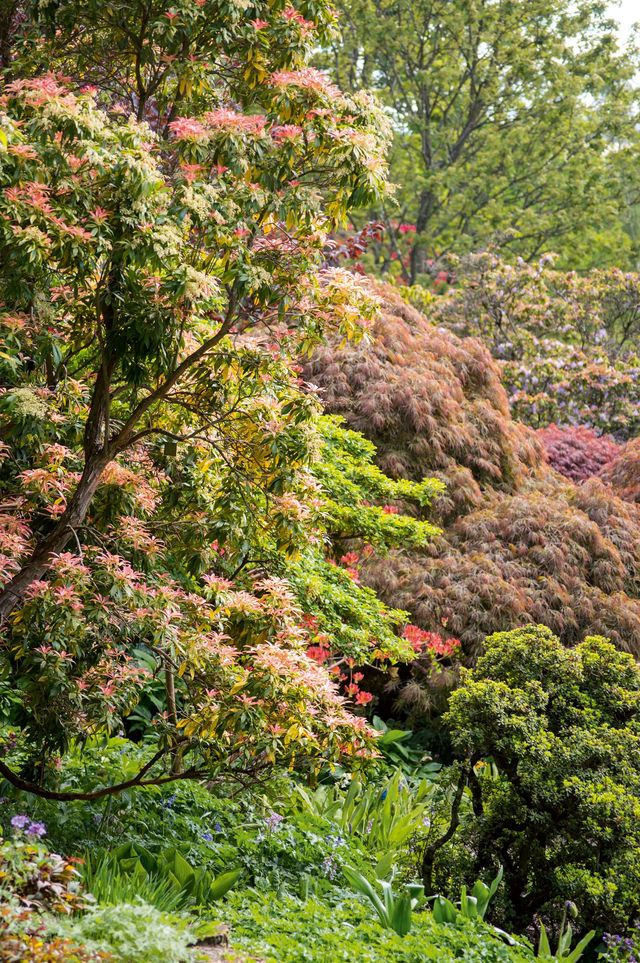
[26,821,46,838]
[326,834,344,850]
[321,855,338,880]
[265,812,284,832]
[10,814,30,830]
[202,832,213,841]
[214,822,222,833]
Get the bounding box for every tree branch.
[0,743,195,801]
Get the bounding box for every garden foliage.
[441,626,640,932]
[0,0,450,802]
[2,1,640,961]
[306,283,640,661]
[537,425,620,483]
[599,438,640,504]
[323,0,640,276]
[431,254,640,439]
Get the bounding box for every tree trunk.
[410,187,436,284]
[0,0,20,79]
[0,453,111,624]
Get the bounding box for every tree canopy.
[0,0,445,799]
[324,0,640,279]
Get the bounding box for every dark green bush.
[440,625,640,932]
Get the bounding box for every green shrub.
[441,625,640,932]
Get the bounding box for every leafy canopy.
[323,0,640,279]
[0,1,445,799]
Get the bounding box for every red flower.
[355,690,373,705]
[306,645,331,664]
[340,551,360,567]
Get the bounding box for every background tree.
[323,0,640,280]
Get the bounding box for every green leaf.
[564,931,596,963]
[390,892,413,936]
[207,868,242,900]
[537,922,552,958]
[432,896,459,925]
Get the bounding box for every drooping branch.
[0,742,195,801]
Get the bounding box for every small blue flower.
[265,812,284,832]
[202,832,213,841]
[321,855,338,880]
[214,821,222,833]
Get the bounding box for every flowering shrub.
[0,0,433,801]
[504,339,640,439]
[430,253,640,438]
[0,828,87,915]
[537,424,620,482]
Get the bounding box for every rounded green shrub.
[441,625,640,932]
